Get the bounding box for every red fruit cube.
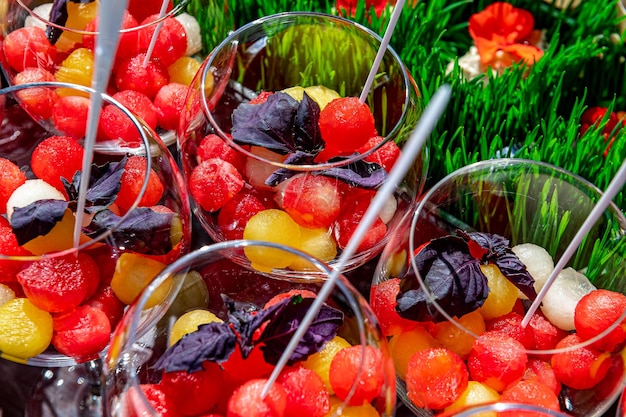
[138,15,187,67]
[486,311,534,349]
[499,379,561,417]
[161,361,224,416]
[124,384,178,417]
[83,12,140,60]
[318,97,376,153]
[527,311,569,351]
[550,333,612,390]
[154,83,188,131]
[370,278,418,337]
[334,190,386,252]
[51,95,90,139]
[128,0,173,23]
[14,68,58,120]
[100,90,158,146]
[276,366,330,417]
[51,305,111,360]
[357,135,401,172]
[2,26,57,72]
[329,345,385,406]
[116,155,165,212]
[115,54,169,100]
[405,347,469,410]
[86,285,126,329]
[189,158,244,212]
[277,174,342,229]
[467,331,528,392]
[31,135,84,191]
[574,289,626,352]
[263,289,317,309]
[221,344,273,387]
[0,226,31,282]
[0,158,26,213]
[197,133,245,172]
[227,378,287,417]
[522,358,561,396]
[17,253,94,312]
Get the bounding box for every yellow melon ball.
[243,209,301,271]
[326,396,381,417]
[59,1,98,46]
[168,56,201,86]
[110,253,170,308]
[290,226,337,271]
[477,264,519,320]
[301,335,351,393]
[169,309,222,346]
[0,298,53,360]
[434,310,486,360]
[389,325,440,380]
[55,48,94,96]
[443,381,500,416]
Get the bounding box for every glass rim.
[199,11,414,171]
[408,157,626,355]
[0,80,153,263]
[16,0,189,35]
[447,401,573,416]
[106,239,386,416]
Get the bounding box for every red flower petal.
[469,2,536,45]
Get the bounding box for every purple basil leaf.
[153,322,237,373]
[230,296,343,365]
[231,92,300,154]
[265,151,316,186]
[396,235,489,322]
[459,231,537,301]
[64,159,125,213]
[85,207,177,255]
[258,297,344,365]
[320,159,387,189]
[293,92,323,153]
[10,200,69,246]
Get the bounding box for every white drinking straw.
[143,0,171,67]
[73,0,129,248]
[261,84,452,397]
[521,158,626,328]
[359,0,406,104]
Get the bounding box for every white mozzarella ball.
[378,195,397,224]
[24,3,52,31]
[540,267,596,331]
[175,12,203,56]
[512,243,555,298]
[6,179,66,220]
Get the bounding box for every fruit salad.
[0,95,190,364]
[104,242,395,417]
[371,231,626,416]
[121,290,388,417]
[1,0,202,146]
[186,85,408,272]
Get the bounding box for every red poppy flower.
[579,107,624,158]
[336,0,391,17]
[469,2,543,67]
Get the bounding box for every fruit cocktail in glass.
[371,159,626,417]
[0,81,191,367]
[103,240,396,417]
[0,0,202,148]
[178,11,425,275]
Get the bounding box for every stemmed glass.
[178,11,425,273]
[0,0,198,148]
[372,159,626,417]
[102,239,396,417]
[0,81,191,416]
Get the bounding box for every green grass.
[185,0,626,212]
